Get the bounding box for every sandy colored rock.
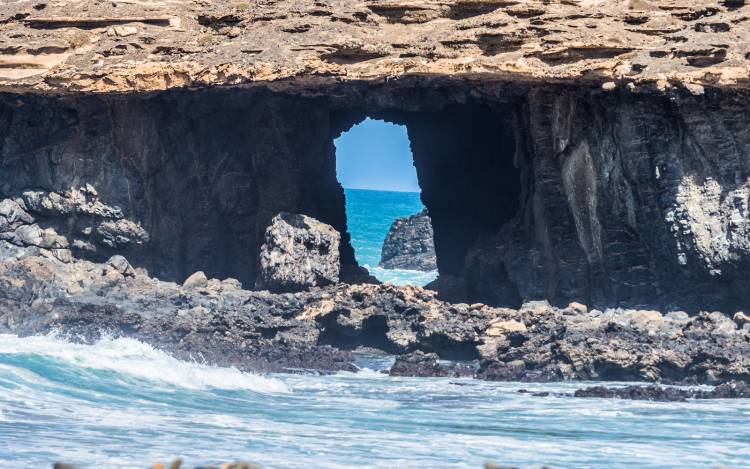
[485,319,526,336]
[183,271,208,290]
[0,0,748,93]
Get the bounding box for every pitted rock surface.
[1,242,748,384]
[257,212,341,293]
[0,0,749,93]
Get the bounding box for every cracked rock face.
[0,0,749,93]
[256,212,341,293]
[0,187,147,264]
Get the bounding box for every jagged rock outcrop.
[379,209,436,271]
[0,187,147,265]
[256,212,340,292]
[2,243,748,384]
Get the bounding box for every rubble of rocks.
[2,236,749,385]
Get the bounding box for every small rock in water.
[390,351,473,378]
[379,209,436,271]
[573,380,750,401]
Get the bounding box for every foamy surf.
[0,334,288,394]
[365,265,438,286]
[1,334,749,468]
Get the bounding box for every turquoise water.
[344,188,437,286]
[1,334,749,468]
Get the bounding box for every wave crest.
[0,333,288,394]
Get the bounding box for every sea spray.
[0,334,749,468]
[0,333,288,393]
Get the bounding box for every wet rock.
[256,213,340,293]
[573,385,695,402]
[711,380,750,398]
[389,351,443,377]
[475,360,554,382]
[389,351,473,378]
[379,209,436,271]
[574,380,750,401]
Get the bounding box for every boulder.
[106,255,135,277]
[379,209,436,271]
[183,271,208,290]
[256,212,340,292]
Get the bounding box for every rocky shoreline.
[2,236,749,388]
[1,195,748,393]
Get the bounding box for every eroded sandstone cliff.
[0,0,748,93]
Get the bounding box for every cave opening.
[331,105,525,307]
[333,117,437,286]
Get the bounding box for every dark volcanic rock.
[379,209,437,271]
[2,89,750,312]
[1,237,750,383]
[573,385,696,402]
[389,351,473,378]
[574,380,750,401]
[256,213,340,293]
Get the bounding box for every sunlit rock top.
[0,0,748,93]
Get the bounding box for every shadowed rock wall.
[486,89,750,312]
[1,85,749,312]
[0,89,354,286]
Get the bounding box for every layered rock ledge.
[1,0,749,93]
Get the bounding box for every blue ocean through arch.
[343,188,438,286]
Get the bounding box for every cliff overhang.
[0,0,749,95]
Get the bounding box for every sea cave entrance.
[331,105,524,306]
[334,118,438,286]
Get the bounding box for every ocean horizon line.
[344,187,421,194]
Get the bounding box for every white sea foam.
[0,334,288,394]
[364,265,438,286]
[2,334,750,468]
